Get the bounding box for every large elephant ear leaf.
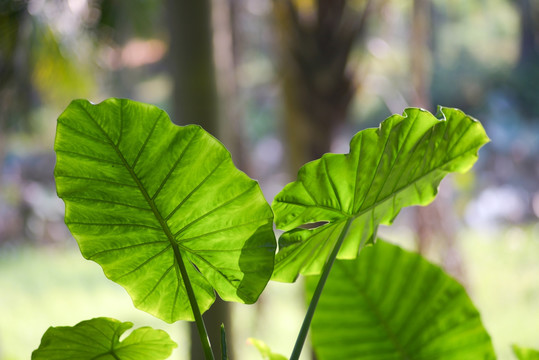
[32,317,177,360]
[55,98,276,322]
[307,240,496,360]
[272,107,489,282]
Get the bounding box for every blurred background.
[0,0,538,359]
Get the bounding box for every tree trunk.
[409,0,466,285]
[410,0,431,110]
[273,0,371,173]
[272,2,372,358]
[212,0,245,169]
[517,0,539,67]
[166,0,231,358]
[167,0,218,132]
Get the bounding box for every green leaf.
[272,107,489,282]
[55,98,276,322]
[248,338,288,360]
[513,345,539,360]
[32,317,177,360]
[307,240,496,360]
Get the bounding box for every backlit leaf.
[513,344,539,360]
[32,317,176,360]
[248,338,288,360]
[55,98,276,322]
[307,240,496,360]
[272,107,489,282]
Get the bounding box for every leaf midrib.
[354,119,477,215]
[79,104,184,275]
[78,102,274,315]
[280,142,478,229]
[341,264,413,360]
[354,144,476,218]
[278,116,482,231]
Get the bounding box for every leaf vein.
[187,254,246,295]
[342,264,413,359]
[56,175,137,188]
[61,197,152,212]
[131,112,162,169]
[173,183,257,239]
[58,122,110,145]
[84,322,114,348]
[152,130,198,201]
[177,219,268,245]
[89,241,169,259]
[66,222,162,231]
[356,126,394,212]
[353,142,483,220]
[275,200,348,217]
[444,120,476,157]
[139,264,175,305]
[323,156,342,211]
[170,275,181,321]
[116,244,172,280]
[371,115,418,206]
[56,150,123,166]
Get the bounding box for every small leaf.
[248,338,288,360]
[55,98,276,322]
[272,107,489,282]
[32,317,177,360]
[307,240,496,360]
[513,344,539,360]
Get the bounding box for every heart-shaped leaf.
[307,240,496,360]
[272,107,489,282]
[55,98,276,322]
[32,317,177,360]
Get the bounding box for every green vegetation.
[513,344,539,360]
[29,97,528,360]
[307,240,494,359]
[2,1,538,359]
[54,99,275,325]
[32,317,177,360]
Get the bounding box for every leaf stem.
[172,244,215,360]
[104,123,215,360]
[289,217,354,360]
[221,323,228,360]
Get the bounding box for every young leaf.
[248,338,288,360]
[272,107,489,282]
[32,317,177,360]
[55,98,276,322]
[307,240,496,360]
[513,345,539,360]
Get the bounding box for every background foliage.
[0,0,538,359]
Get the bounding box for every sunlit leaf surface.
[32,317,177,360]
[248,338,288,360]
[307,240,496,360]
[272,107,489,282]
[55,98,275,322]
[513,345,539,360]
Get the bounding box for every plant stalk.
[116,130,214,358]
[290,217,354,360]
[172,244,215,360]
[220,323,228,360]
